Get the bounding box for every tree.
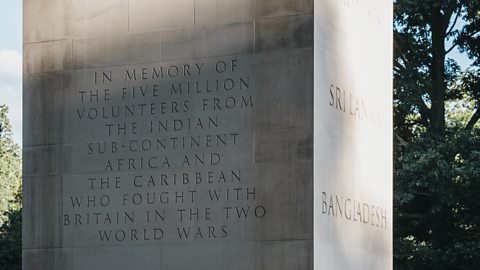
[0,196,21,270]
[393,1,480,269]
[394,0,480,137]
[0,105,21,270]
[0,105,21,224]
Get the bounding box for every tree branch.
[394,54,408,71]
[446,43,458,54]
[465,107,480,130]
[412,86,431,125]
[446,6,461,37]
[442,0,460,31]
[446,30,480,55]
[394,132,408,146]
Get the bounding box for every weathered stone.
[22,248,71,270]
[129,0,194,32]
[254,49,313,129]
[23,0,68,43]
[254,0,313,17]
[255,15,314,52]
[195,0,254,26]
[23,0,392,269]
[23,73,69,146]
[24,40,72,74]
[73,32,162,69]
[67,0,128,38]
[23,176,63,249]
[23,145,62,177]
[162,22,254,61]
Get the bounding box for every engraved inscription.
[328,83,383,125]
[63,58,264,246]
[321,191,387,229]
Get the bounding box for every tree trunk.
[429,6,450,249]
[429,7,447,136]
[466,108,480,130]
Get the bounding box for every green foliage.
[394,130,480,269]
[394,0,480,269]
[0,105,21,270]
[0,105,21,225]
[0,203,21,270]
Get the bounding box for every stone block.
[72,32,162,69]
[195,0,254,26]
[22,248,70,270]
[23,73,69,146]
[67,0,128,38]
[259,240,313,269]
[254,162,313,239]
[255,128,312,163]
[23,145,62,177]
[255,15,313,52]
[24,0,129,43]
[24,40,72,74]
[69,246,161,269]
[254,48,313,129]
[162,22,254,61]
[129,0,194,32]
[23,176,63,249]
[23,0,68,43]
[254,0,313,18]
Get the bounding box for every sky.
[0,1,22,145]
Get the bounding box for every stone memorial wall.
[314,1,393,268]
[23,0,392,269]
